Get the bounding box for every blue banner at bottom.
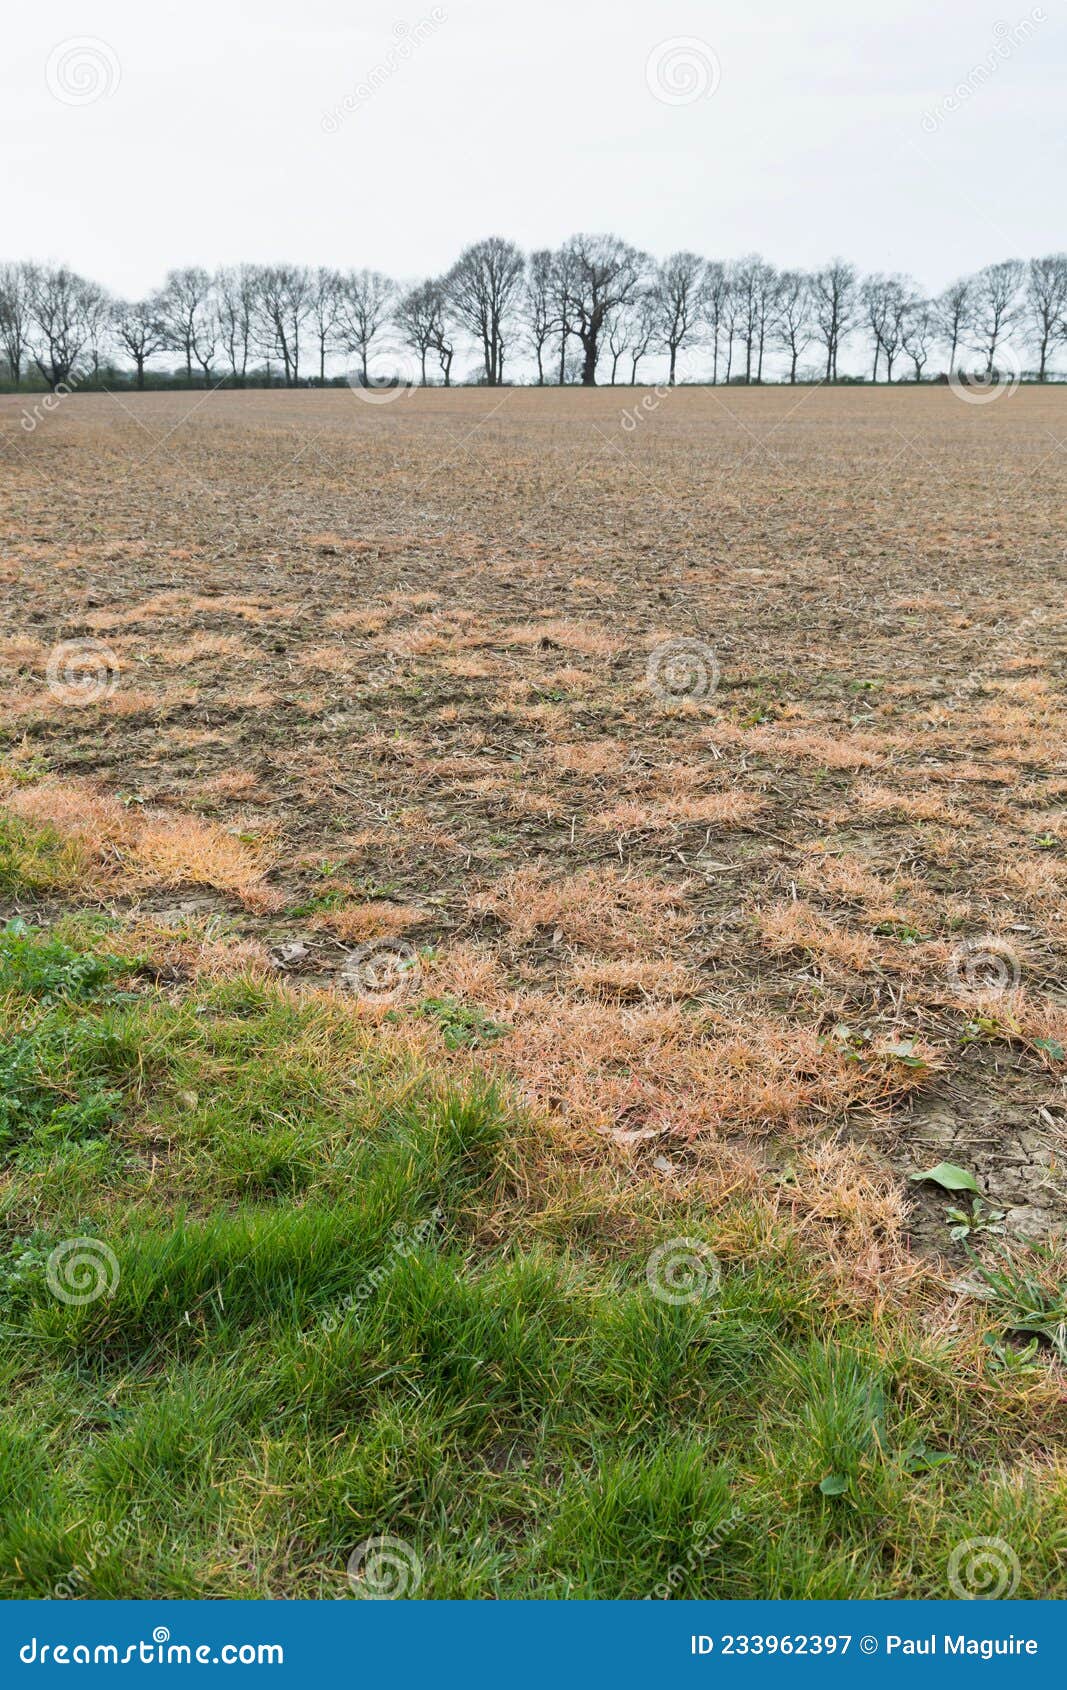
[0,1601,1061,1686]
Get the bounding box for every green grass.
[0,918,1065,1599]
[0,815,85,899]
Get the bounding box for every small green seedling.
[945,1197,1006,1243]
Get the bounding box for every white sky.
[4,1,1064,377]
[7,0,1064,292]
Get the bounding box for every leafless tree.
[253,265,311,386]
[934,278,971,374]
[446,237,524,385]
[427,280,456,385]
[551,246,578,383]
[395,278,452,385]
[308,267,342,384]
[698,262,731,384]
[337,268,394,385]
[605,307,628,385]
[0,261,32,381]
[558,234,648,385]
[967,259,1024,375]
[25,264,95,388]
[901,299,936,381]
[862,274,911,381]
[216,266,257,385]
[112,298,166,388]
[627,293,660,384]
[719,267,744,382]
[83,282,113,378]
[1024,254,1067,380]
[810,259,857,380]
[654,251,704,384]
[772,270,813,383]
[523,249,560,386]
[731,256,779,382]
[158,267,217,383]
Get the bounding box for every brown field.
[3,382,1066,1268]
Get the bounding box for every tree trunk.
[668,344,677,385]
[135,355,145,390]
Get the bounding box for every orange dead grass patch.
[759,899,877,973]
[473,865,689,956]
[499,619,617,657]
[4,779,279,911]
[855,783,957,824]
[311,902,425,944]
[589,790,766,833]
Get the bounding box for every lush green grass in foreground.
[0,919,1064,1599]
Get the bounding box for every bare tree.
[552,245,577,383]
[158,267,217,383]
[605,307,628,385]
[968,259,1024,375]
[523,249,560,386]
[730,256,764,382]
[337,268,394,385]
[862,274,911,381]
[83,282,113,378]
[446,237,524,385]
[810,259,857,380]
[731,256,778,382]
[654,251,704,385]
[1024,254,1067,380]
[426,280,456,385]
[698,262,731,384]
[0,261,32,381]
[934,278,971,374]
[253,265,311,386]
[395,278,451,385]
[627,293,659,384]
[558,234,648,385]
[26,265,94,388]
[112,298,166,388]
[308,267,342,384]
[901,299,936,381]
[216,265,257,385]
[772,270,813,383]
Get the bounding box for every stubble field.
[1,384,1065,1598]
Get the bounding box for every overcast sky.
[6,0,1063,302]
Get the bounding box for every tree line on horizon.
[2,238,1066,394]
